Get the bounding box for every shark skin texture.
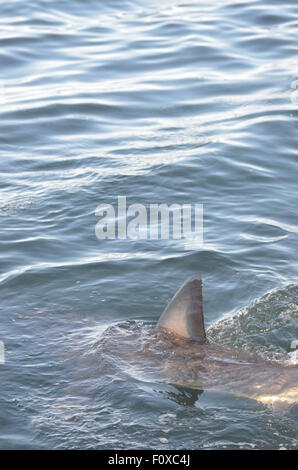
[156,276,298,408]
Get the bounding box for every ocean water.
[0,0,298,450]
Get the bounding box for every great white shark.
[156,275,298,407]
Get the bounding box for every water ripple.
[1,0,298,450]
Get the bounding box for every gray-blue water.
[0,0,298,450]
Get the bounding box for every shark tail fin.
[157,275,207,343]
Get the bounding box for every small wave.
[208,284,298,363]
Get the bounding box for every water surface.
[0,0,298,449]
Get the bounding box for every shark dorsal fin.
[157,276,206,343]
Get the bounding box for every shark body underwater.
[152,276,298,408]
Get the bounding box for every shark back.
[157,275,206,343]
